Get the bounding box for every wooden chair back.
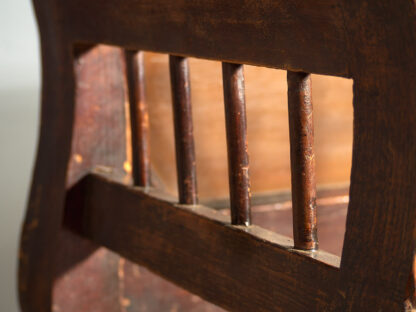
[19,0,416,311]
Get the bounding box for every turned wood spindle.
[169,55,198,205]
[125,50,151,187]
[287,71,317,250]
[222,62,251,226]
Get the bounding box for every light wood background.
[144,52,353,199]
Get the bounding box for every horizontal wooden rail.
[64,173,340,312]
[65,0,349,77]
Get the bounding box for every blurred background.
[0,1,353,311]
[0,1,40,311]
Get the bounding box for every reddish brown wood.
[169,55,198,204]
[125,50,150,187]
[287,71,317,251]
[222,62,251,226]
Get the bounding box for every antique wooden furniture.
[19,0,416,311]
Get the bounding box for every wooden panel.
[63,0,349,77]
[65,173,340,312]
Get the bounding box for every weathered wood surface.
[287,71,317,251]
[65,173,340,312]
[222,62,251,225]
[20,0,416,310]
[169,55,198,204]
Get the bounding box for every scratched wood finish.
[125,50,151,187]
[222,62,251,225]
[287,71,317,251]
[65,173,340,312]
[21,0,416,311]
[169,55,198,204]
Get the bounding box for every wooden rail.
[64,173,340,312]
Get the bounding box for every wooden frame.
[19,0,416,311]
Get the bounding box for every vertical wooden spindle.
[125,50,151,187]
[222,62,251,226]
[287,71,317,250]
[169,55,198,205]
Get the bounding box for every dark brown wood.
[21,0,416,310]
[65,173,340,312]
[287,71,317,251]
[169,55,198,205]
[62,0,349,78]
[222,62,251,226]
[125,50,151,187]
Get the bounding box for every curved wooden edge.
[19,8,132,310]
[335,0,416,310]
[18,2,75,309]
[24,0,416,310]
[64,172,340,312]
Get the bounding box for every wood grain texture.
[65,173,340,312]
[222,63,251,225]
[287,71,317,251]
[62,0,349,77]
[169,55,198,204]
[332,0,416,310]
[18,2,75,311]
